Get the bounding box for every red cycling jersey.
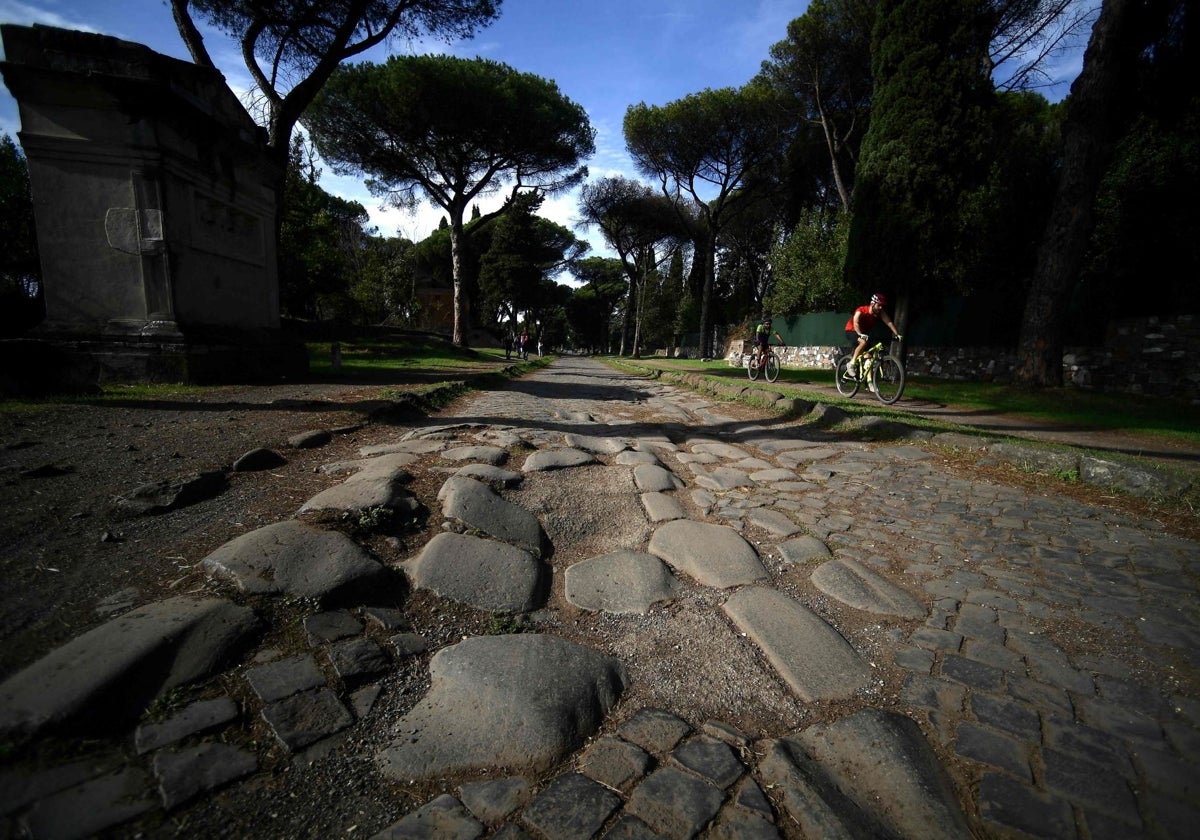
[844,305,878,333]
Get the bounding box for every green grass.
[306,336,513,377]
[621,356,1200,448]
[0,331,537,417]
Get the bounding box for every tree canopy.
[844,0,998,315]
[0,133,42,335]
[625,81,788,357]
[170,0,502,160]
[305,53,594,345]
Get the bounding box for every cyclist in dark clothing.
[753,317,784,370]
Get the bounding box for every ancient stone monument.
[0,24,305,389]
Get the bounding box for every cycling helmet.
[870,293,887,306]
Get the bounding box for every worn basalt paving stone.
[19,766,158,840]
[811,557,927,618]
[647,520,768,589]
[299,471,423,516]
[437,475,545,556]
[304,609,364,644]
[457,777,531,826]
[377,635,627,781]
[722,587,871,702]
[744,507,802,537]
[244,653,326,703]
[404,531,546,613]
[625,765,725,839]
[328,637,391,681]
[578,734,652,793]
[112,470,228,517]
[706,807,782,840]
[202,520,390,602]
[791,708,972,839]
[616,450,661,466]
[0,596,261,739]
[640,491,685,522]
[520,772,621,840]
[453,463,524,489]
[441,444,509,464]
[618,708,692,755]
[776,535,832,564]
[563,550,678,615]
[632,463,685,492]
[370,793,484,840]
[134,696,239,754]
[564,432,630,455]
[232,447,287,472]
[260,687,354,752]
[670,735,745,788]
[522,447,598,472]
[152,742,258,810]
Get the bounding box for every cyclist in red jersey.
[844,293,901,377]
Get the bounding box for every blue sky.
[0,0,1091,257]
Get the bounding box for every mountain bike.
[747,346,782,383]
[835,338,905,404]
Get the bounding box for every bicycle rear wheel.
[872,355,905,404]
[764,351,780,382]
[746,354,760,381]
[835,355,860,397]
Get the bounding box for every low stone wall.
[723,314,1200,400]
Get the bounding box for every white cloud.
[0,0,101,33]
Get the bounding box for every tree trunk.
[1014,0,1140,386]
[618,273,635,356]
[450,213,468,347]
[698,230,717,358]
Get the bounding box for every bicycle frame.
[836,339,905,404]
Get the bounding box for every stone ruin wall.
[719,314,1199,400]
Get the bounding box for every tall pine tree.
[844,0,996,322]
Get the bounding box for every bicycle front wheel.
[764,351,780,382]
[872,355,906,404]
[835,355,860,397]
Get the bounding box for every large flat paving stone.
[564,433,629,455]
[261,687,354,751]
[522,448,598,472]
[452,463,524,490]
[299,459,422,515]
[811,558,926,618]
[691,442,750,460]
[641,491,685,522]
[404,532,546,613]
[648,520,768,589]
[371,793,484,840]
[564,551,678,614]
[633,464,685,492]
[625,765,725,838]
[152,742,258,809]
[377,635,627,781]
[437,475,545,557]
[760,709,970,840]
[201,520,390,603]
[722,587,871,702]
[19,766,158,840]
[442,445,509,465]
[0,596,261,739]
